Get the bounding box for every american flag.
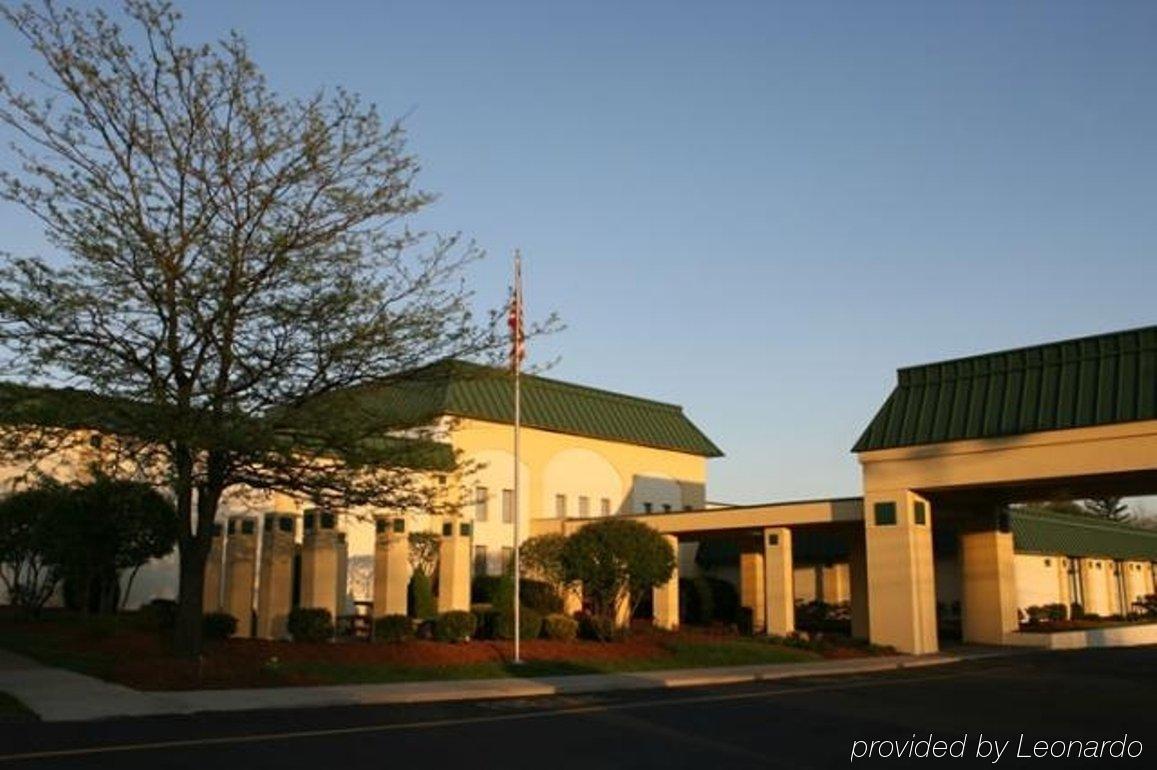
[508,253,525,372]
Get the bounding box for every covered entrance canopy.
[855,325,1157,654]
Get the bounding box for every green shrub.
[374,614,412,643]
[408,571,437,619]
[705,576,739,622]
[1070,602,1085,620]
[435,610,477,643]
[578,612,620,642]
[471,604,498,639]
[495,607,542,640]
[679,576,714,625]
[542,613,578,642]
[520,579,564,615]
[202,612,238,640]
[134,598,178,631]
[471,575,503,604]
[287,607,333,642]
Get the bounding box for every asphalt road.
[0,647,1154,769]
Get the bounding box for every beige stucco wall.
[1014,553,1064,610]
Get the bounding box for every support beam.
[864,490,938,654]
[256,514,295,639]
[373,516,410,617]
[652,534,680,630]
[763,527,794,636]
[739,537,765,633]
[300,509,340,620]
[437,518,473,613]
[223,517,257,637]
[960,527,1018,644]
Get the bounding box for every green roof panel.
[1011,508,1157,561]
[854,326,1157,452]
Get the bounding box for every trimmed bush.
[287,607,334,642]
[408,571,437,619]
[520,579,564,615]
[495,607,542,640]
[202,612,238,640]
[374,614,412,643]
[471,575,503,604]
[134,598,178,631]
[435,610,477,643]
[578,612,621,642]
[542,613,578,642]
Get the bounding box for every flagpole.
[512,250,523,665]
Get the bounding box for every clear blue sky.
[2,1,1155,504]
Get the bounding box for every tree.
[407,531,441,577]
[0,481,70,616]
[520,531,572,609]
[560,519,675,639]
[0,1,544,654]
[62,475,178,612]
[1083,497,1131,523]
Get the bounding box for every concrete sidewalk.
[0,647,1004,722]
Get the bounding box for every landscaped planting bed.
[0,610,890,690]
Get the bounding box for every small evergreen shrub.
[578,612,619,642]
[288,607,334,642]
[408,571,437,619]
[496,607,542,640]
[374,614,412,643]
[435,610,477,643]
[542,613,578,642]
[202,612,238,640]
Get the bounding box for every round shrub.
[202,611,238,640]
[576,610,615,642]
[374,614,412,643]
[134,598,178,632]
[542,613,578,642]
[435,610,478,643]
[288,607,334,642]
[495,607,542,640]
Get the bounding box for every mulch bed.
[0,615,873,690]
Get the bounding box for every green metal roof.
[346,360,723,457]
[1011,508,1157,561]
[854,325,1157,452]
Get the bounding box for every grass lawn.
[0,610,886,690]
[0,691,37,722]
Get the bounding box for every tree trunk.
[173,537,208,656]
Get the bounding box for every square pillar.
[300,509,340,619]
[960,527,1018,644]
[763,528,794,636]
[437,519,473,613]
[739,536,765,633]
[202,522,224,612]
[652,534,680,630]
[223,517,257,637]
[373,515,411,617]
[848,528,869,639]
[864,490,938,654]
[256,514,295,639]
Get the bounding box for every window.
[643,502,653,514]
[392,518,405,533]
[474,486,489,522]
[913,501,927,526]
[555,494,567,518]
[502,489,514,524]
[579,496,590,517]
[600,498,611,516]
[473,546,488,576]
[501,546,513,572]
[874,502,897,526]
